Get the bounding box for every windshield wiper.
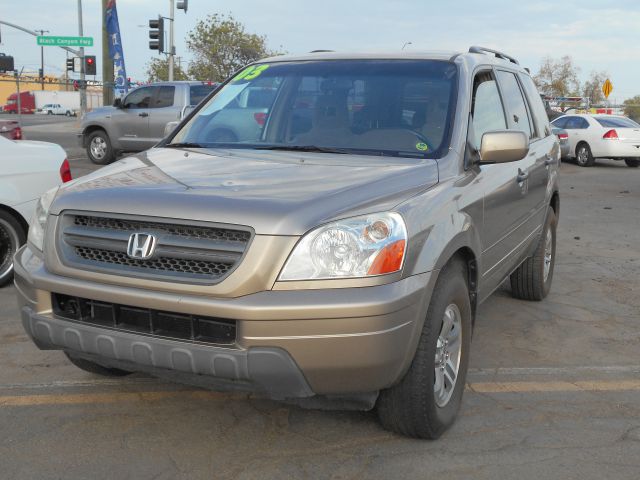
[255,145,349,154]
[165,142,207,149]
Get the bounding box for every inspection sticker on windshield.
[233,64,270,82]
[415,142,429,152]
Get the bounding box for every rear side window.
[153,86,175,108]
[189,85,215,106]
[496,70,533,138]
[470,73,506,150]
[595,116,640,128]
[519,74,550,138]
[551,117,568,129]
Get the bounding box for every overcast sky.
[1,0,638,101]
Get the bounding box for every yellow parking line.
[0,380,639,407]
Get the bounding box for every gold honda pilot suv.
[15,47,560,439]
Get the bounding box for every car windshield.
[170,60,458,159]
[595,116,640,128]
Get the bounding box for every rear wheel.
[510,209,557,301]
[575,143,595,167]
[64,352,132,377]
[625,159,640,168]
[86,130,116,165]
[377,259,472,439]
[0,211,27,287]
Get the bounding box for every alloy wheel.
[434,303,463,407]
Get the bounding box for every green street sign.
[37,36,94,47]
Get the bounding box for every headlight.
[28,187,59,251]
[279,212,407,281]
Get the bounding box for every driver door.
[111,86,154,151]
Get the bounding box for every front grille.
[52,293,236,345]
[56,212,252,284]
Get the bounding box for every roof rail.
[309,49,335,53]
[468,46,519,65]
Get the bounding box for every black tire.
[86,130,116,165]
[47,110,52,115]
[575,143,595,167]
[625,159,640,168]
[64,352,131,377]
[0,211,27,288]
[65,111,71,117]
[377,259,472,439]
[510,209,557,301]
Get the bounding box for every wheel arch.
[81,124,108,147]
[0,204,29,237]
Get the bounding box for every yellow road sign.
[602,78,613,99]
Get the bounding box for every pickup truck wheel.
[87,130,115,165]
[625,159,640,168]
[377,259,472,439]
[64,352,132,377]
[510,209,557,301]
[65,111,71,117]
[575,143,595,167]
[0,211,26,287]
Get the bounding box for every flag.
[105,0,128,96]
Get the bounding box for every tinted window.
[564,116,589,129]
[551,117,568,129]
[152,86,175,108]
[595,116,640,128]
[124,87,154,109]
[470,74,506,150]
[189,84,216,106]
[519,74,550,138]
[496,70,532,138]
[173,60,458,159]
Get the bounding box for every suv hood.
[52,148,439,235]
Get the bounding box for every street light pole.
[77,0,87,116]
[35,29,49,90]
[168,0,175,81]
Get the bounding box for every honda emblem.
[127,233,157,259]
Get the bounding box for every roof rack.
[468,46,519,65]
[309,50,335,53]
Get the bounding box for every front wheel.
[625,159,640,168]
[86,130,116,165]
[575,143,595,167]
[0,211,27,287]
[377,259,472,439]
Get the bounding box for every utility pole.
[35,29,49,90]
[102,0,114,106]
[168,0,175,81]
[77,0,87,116]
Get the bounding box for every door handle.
[544,153,555,166]
[138,112,149,117]
[517,168,529,183]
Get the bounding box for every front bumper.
[15,246,434,398]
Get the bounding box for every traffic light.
[149,16,165,53]
[66,58,74,72]
[177,0,188,12]
[84,56,96,75]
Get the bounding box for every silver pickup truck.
[79,81,216,164]
[17,47,559,439]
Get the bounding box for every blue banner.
[105,0,128,96]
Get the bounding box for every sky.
[1,0,639,102]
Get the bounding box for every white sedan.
[0,136,72,286]
[550,114,640,167]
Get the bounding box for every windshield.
[595,116,640,128]
[170,60,458,158]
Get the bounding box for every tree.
[146,57,189,82]
[582,70,609,105]
[534,56,581,97]
[186,13,283,82]
[623,96,640,122]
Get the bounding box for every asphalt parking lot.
[1,121,639,479]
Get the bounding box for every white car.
[0,136,71,286]
[37,103,74,116]
[550,114,640,168]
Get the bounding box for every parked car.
[78,81,217,165]
[551,114,640,167]
[551,127,569,159]
[0,136,71,286]
[0,120,23,140]
[36,103,74,116]
[15,47,559,439]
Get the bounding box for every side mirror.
[113,98,123,109]
[479,130,529,164]
[164,121,180,137]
